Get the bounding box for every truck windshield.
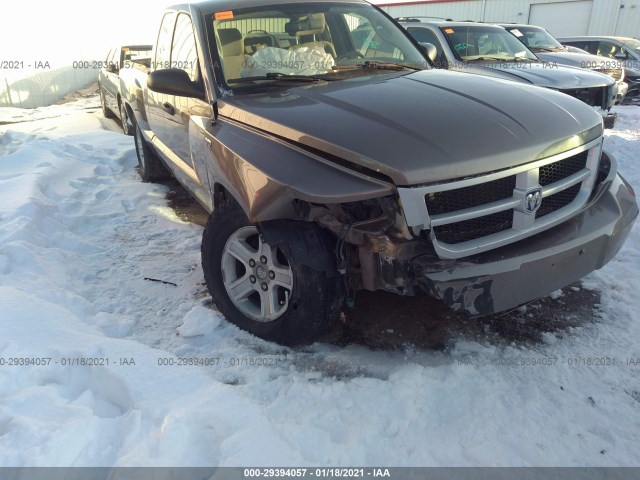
[621,38,640,57]
[441,25,538,62]
[504,26,565,52]
[208,2,428,86]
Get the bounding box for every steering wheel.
[485,49,499,55]
[247,29,270,35]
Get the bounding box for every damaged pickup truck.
[123,0,638,345]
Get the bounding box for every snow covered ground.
[0,98,639,467]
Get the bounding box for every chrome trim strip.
[412,138,601,195]
[430,190,591,258]
[398,138,603,259]
[430,197,520,227]
[542,169,590,198]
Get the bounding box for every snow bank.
[0,99,639,467]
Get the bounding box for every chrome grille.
[398,139,602,259]
[425,176,516,216]
[593,67,624,82]
[536,183,581,219]
[560,87,606,108]
[433,210,513,244]
[539,151,588,186]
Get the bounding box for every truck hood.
[219,69,603,186]
[535,51,615,70]
[450,61,614,89]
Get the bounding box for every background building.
[377,0,640,38]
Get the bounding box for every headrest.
[219,28,244,56]
[285,13,326,37]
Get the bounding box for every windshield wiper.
[332,61,423,72]
[227,72,334,84]
[531,47,562,53]
[468,56,534,62]
[466,56,510,62]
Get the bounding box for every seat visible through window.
[219,28,247,80]
[285,13,336,57]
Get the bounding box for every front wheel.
[201,202,344,345]
[133,122,170,182]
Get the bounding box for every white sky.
[0,0,414,70]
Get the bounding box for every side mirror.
[106,63,118,73]
[420,42,438,63]
[147,68,206,99]
[614,51,628,60]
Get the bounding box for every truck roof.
[558,35,637,43]
[398,19,506,30]
[169,0,369,16]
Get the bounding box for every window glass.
[209,2,428,85]
[155,12,175,69]
[407,27,446,66]
[348,13,402,60]
[507,27,564,51]
[440,25,537,61]
[596,41,623,59]
[575,41,600,54]
[172,14,199,80]
[621,38,640,56]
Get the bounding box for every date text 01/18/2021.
[243,468,391,477]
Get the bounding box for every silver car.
[499,24,628,104]
[559,36,640,104]
[398,19,619,127]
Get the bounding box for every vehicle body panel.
[400,21,617,112]
[218,70,604,187]
[559,36,640,104]
[498,25,628,103]
[98,45,152,121]
[418,165,638,315]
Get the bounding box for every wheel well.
[213,184,235,209]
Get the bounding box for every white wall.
[381,0,640,38]
[0,67,98,109]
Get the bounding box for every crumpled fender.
[260,220,341,276]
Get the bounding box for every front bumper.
[415,171,638,316]
[621,78,640,105]
[616,81,629,104]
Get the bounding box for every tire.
[119,101,134,136]
[201,201,344,346]
[100,87,115,119]
[133,122,170,182]
[603,115,616,129]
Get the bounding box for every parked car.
[499,24,628,104]
[98,45,152,134]
[565,45,590,54]
[120,0,636,345]
[559,36,640,105]
[398,19,619,127]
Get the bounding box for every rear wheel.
[119,101,134,136]
[100,87,114,119]
[201,201,344,345]
[133,122,170,182]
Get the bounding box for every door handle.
[162,102,175,116]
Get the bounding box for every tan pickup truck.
[118,0,637,345]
